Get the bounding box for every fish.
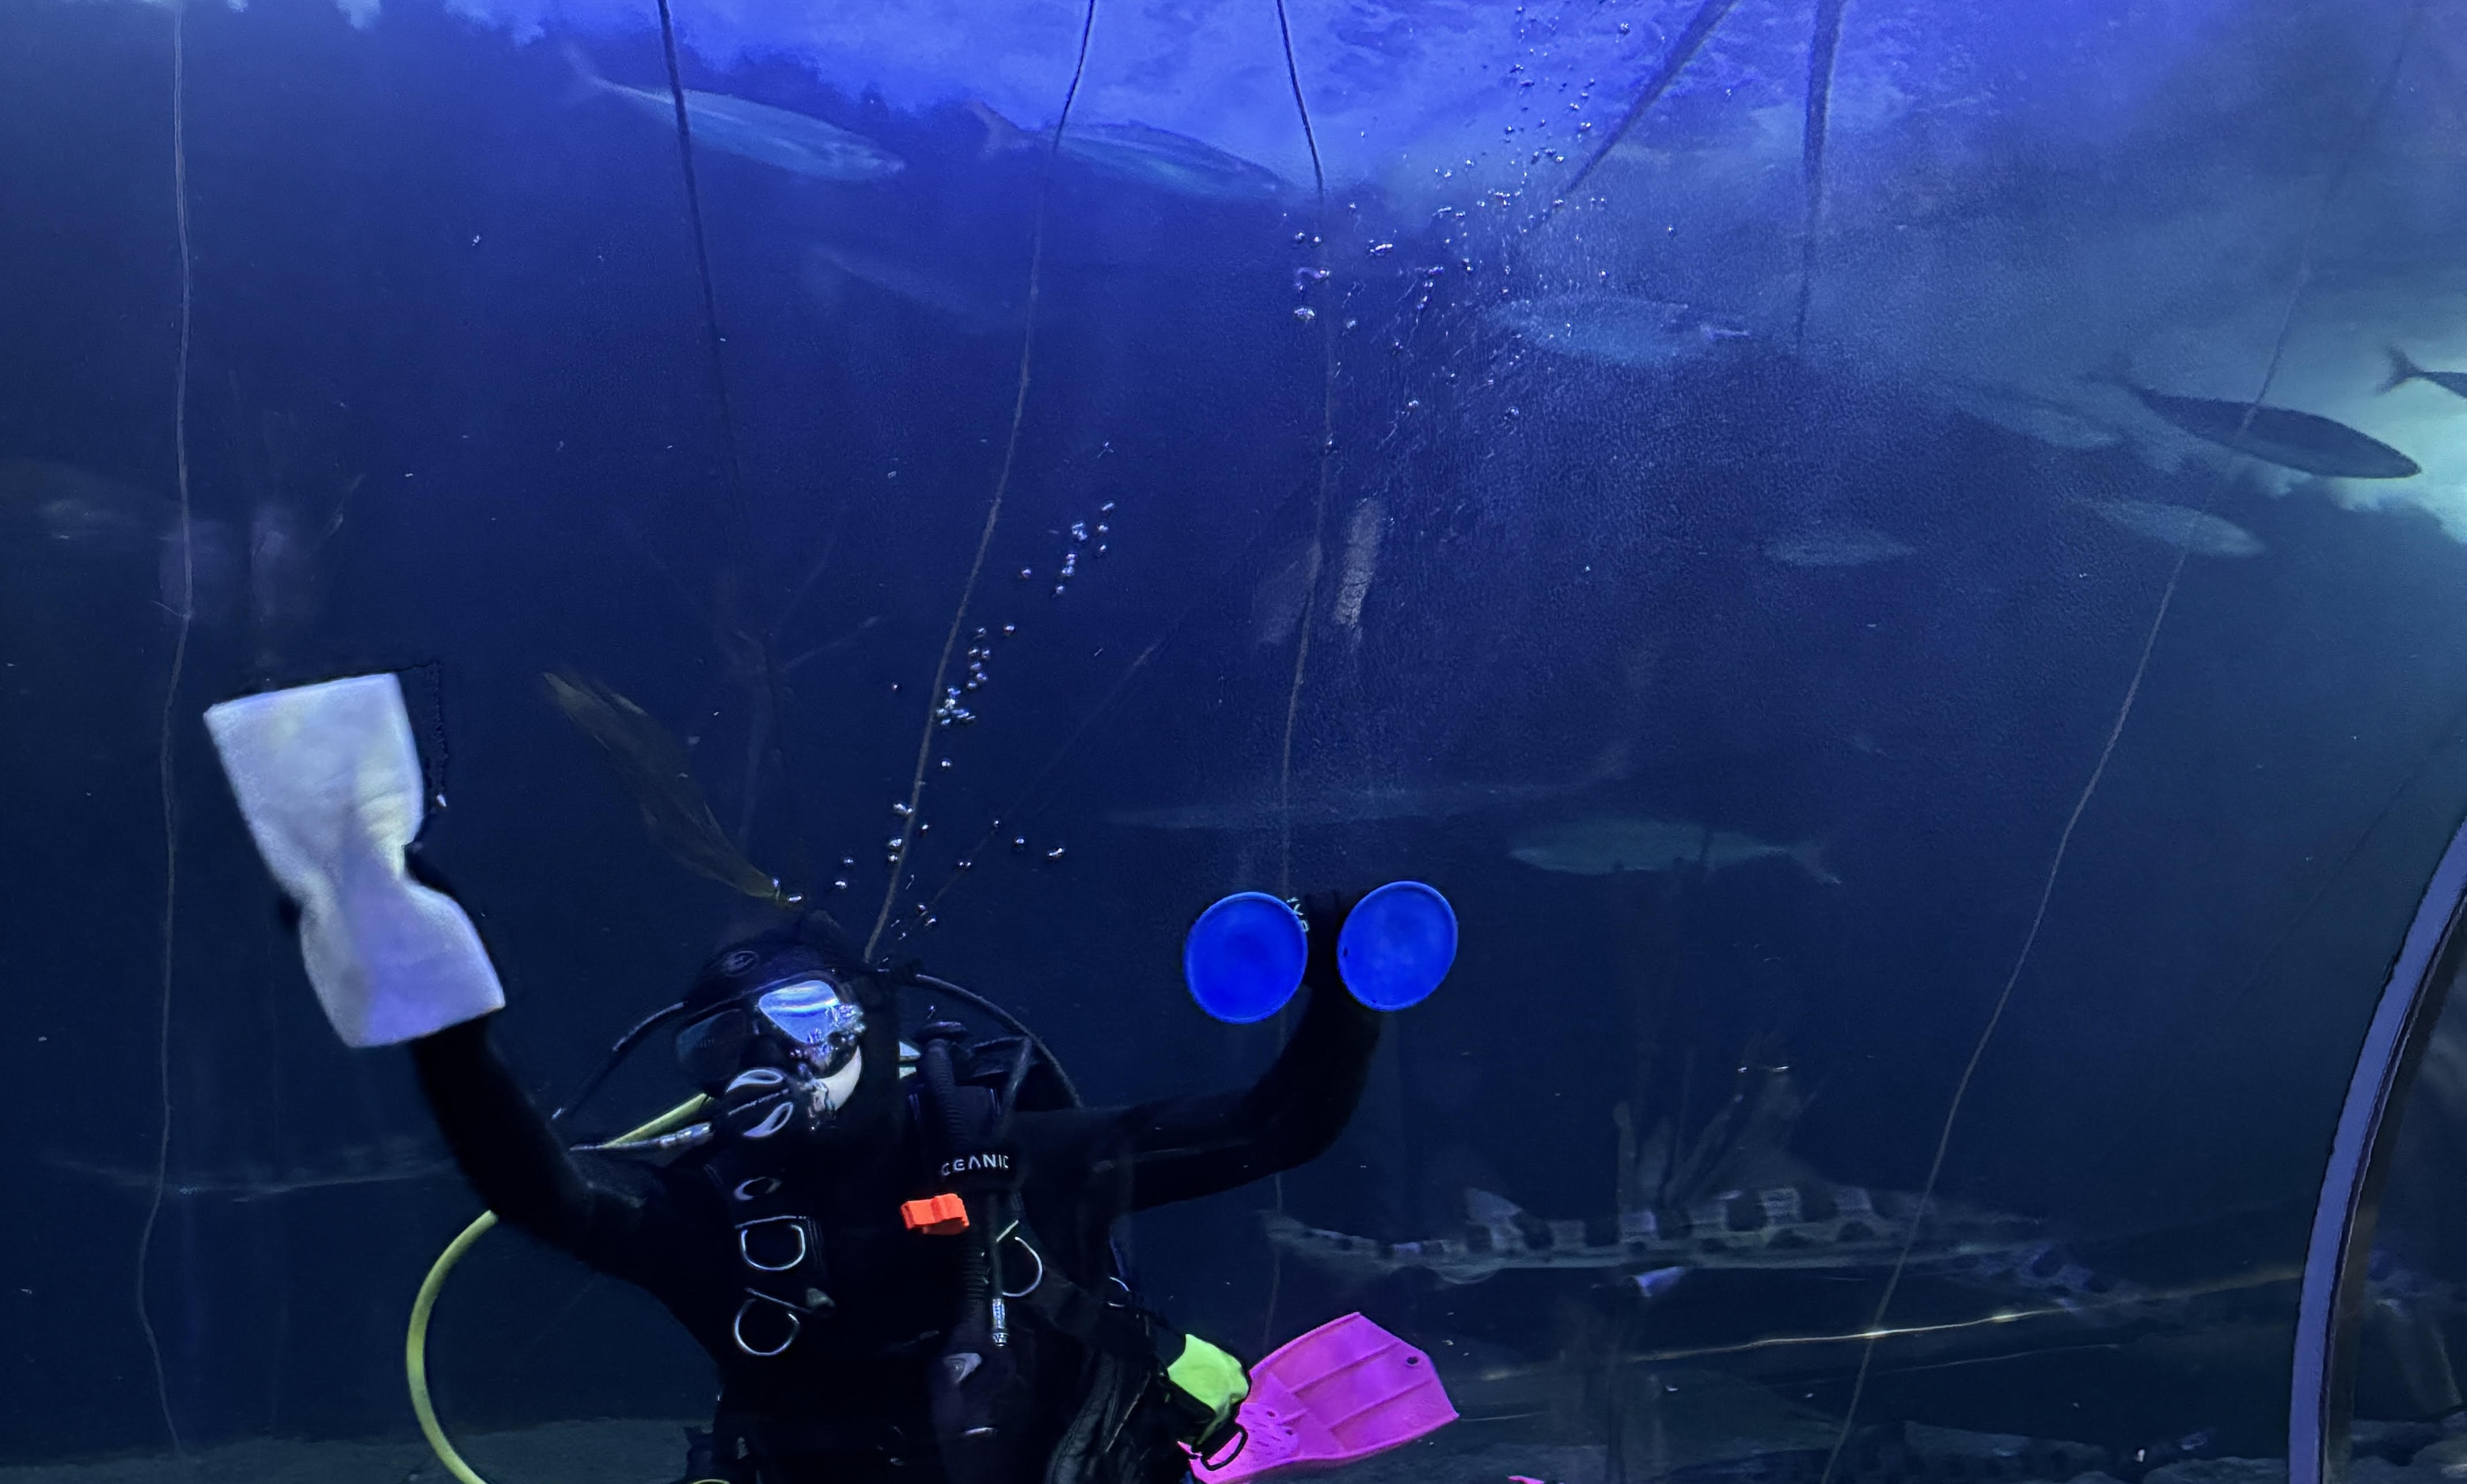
[1631,1265,1690,1301]
[802,243,1019,334]
[2,458,160,546]
[2379,346,2467,401]
[1510,817,1838,885]
[546,671,796,906]
[563,45,904,183]
[2080,499,2262,558]
[2097,362,2420,479]
[1,457,251,622]
[1268,1181,2055,1288]
[1491,294,1753,371]
[1269,1086,2197,1333]
[1249,537,1322,648]
[1764,524,1915,568]
[1331,498,1382,631]
[971,103,1286,202]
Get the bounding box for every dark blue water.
[5,0,2467,1470]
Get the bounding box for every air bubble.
[1012,837,1028,851]
[1018,568,1033,580]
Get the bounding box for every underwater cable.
[1811,11,2433,1484]
[1792,0,1850,350]
[886,479,1327,945]
[646,0,814,883]
[1271,0,1338,901]
[866,0,1101,962]
[135,0,197,1455]
[1558,0,1744,200]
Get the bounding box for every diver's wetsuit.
[408,976,1379,1484]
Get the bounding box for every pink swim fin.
[1189,1314,1457,1484]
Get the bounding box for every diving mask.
[677,977,865,1090]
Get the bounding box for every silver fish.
[2379,346,2467,401]
[1331,498,1382,632]
[2,458,159,545]
[1269,1182,2054,1288]
[1249,537,1322,648]
[2082,499,2263,558]
[1491,294,1752,371]
[1510,817,1838,885]
[565,45,904,183]
[1764,524,1915,568]
[971,104,1286,202]
[2100,362,2419,479]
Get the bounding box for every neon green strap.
[1164,1333,1251,1431]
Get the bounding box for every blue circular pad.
[1337,881,1457,1011]
[1184,892,1308,1024]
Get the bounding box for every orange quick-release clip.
[901,1193,970,1235]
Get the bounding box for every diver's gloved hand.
[1298,889,1367,991]
[206,674,506,1048]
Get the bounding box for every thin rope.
[867,0,1100,961]
[1259,0,1338,1350]
[1793,0,1849,350]
[1273,0,1335,899]
[1813,10,2428,1480]
[886,480,1323,944]
[1562,0,1742,198]
[649,0,812,884]
[137,0,195,1456]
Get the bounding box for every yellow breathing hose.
[407,1095,711,1484]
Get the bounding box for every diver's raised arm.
[1026,893,1383,1212]
[204,674,674,1259]
[407,1012,647,1250]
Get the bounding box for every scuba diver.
[203,674,1443,1484]
[412,906,1376,1484]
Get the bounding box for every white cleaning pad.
[206,674,504,1047]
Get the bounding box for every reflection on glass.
[2343,974,2467,1478]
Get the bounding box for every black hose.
[553,1000,690,1126]
[906,973,1082,1107]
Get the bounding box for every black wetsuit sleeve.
[1020,978,1381,1213]
[408,1014,686,1276]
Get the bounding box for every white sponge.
[206,674,505,1047]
